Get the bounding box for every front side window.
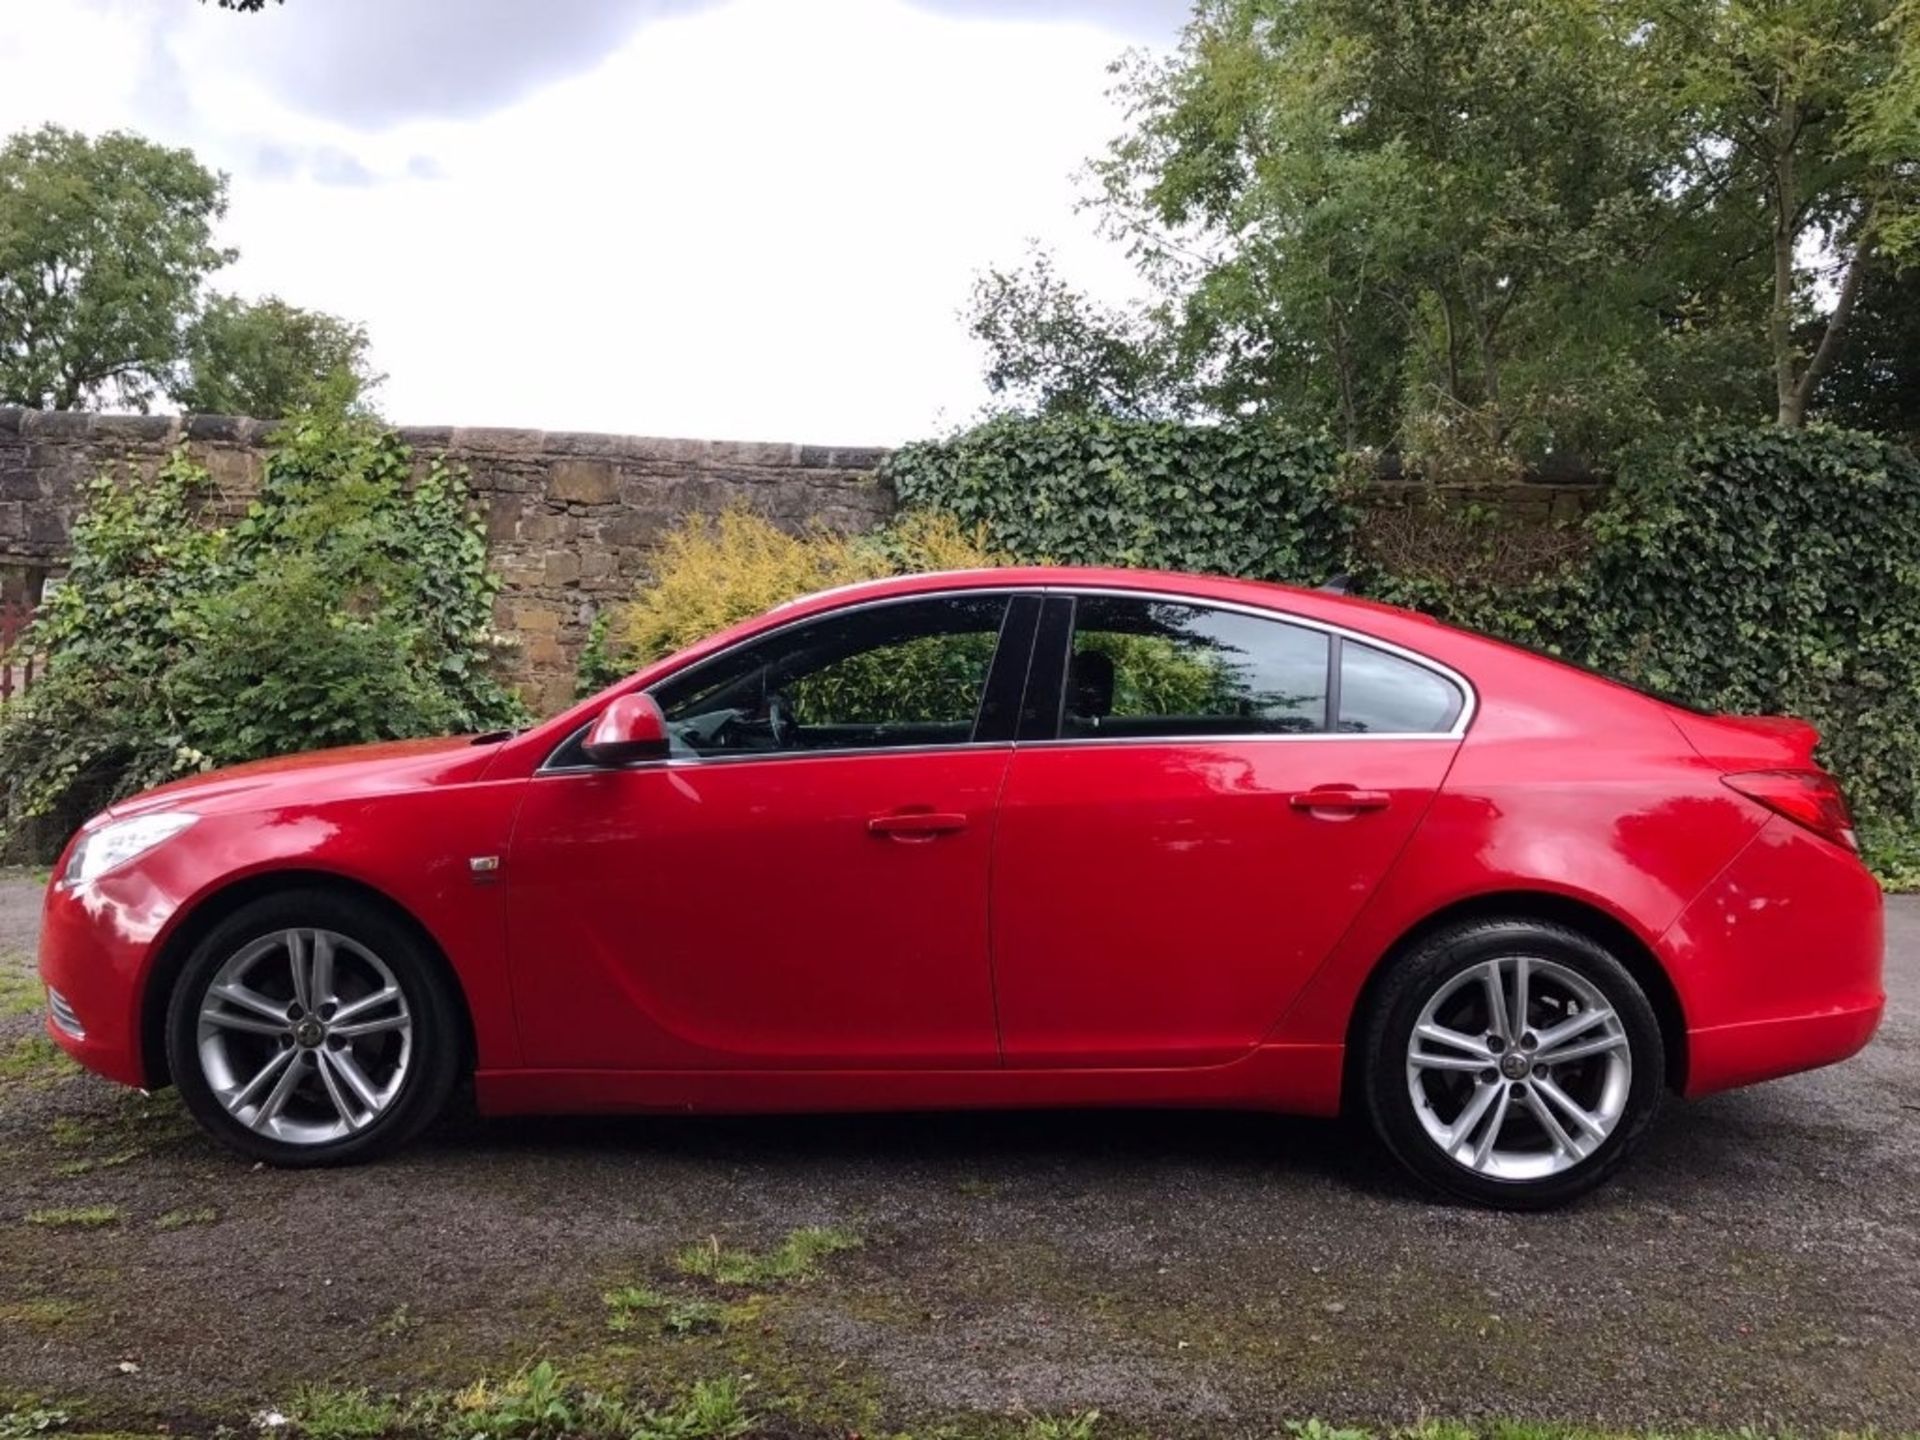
[1063,596,1329,739]
[649,595,1011,757]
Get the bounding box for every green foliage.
[671,1225,862,1287]
[172,294,375,418]
[885,413,1351,581]
[0,124,233,410]
[602,1284,731,1335]
[22,1205,120,1228]
[0,403,525,852]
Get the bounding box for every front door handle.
[868,809,969,841]
[1290,786,1391,814]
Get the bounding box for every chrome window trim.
[537,579,1476,775]
[1039,585,1477,742]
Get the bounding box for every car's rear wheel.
[165,890,461,1167]
[1362,918,1666,1209]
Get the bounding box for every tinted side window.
[649,595,1010,757]
[1338,642,1464,733]
[1064,596,1329,739]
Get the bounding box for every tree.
[0,125,233,410]
[971,0,1920,459]
[1649,0,1920,426]
[172,294,375,417]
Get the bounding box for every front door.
[506,592,1035,1071]
[991,592,1465,1068]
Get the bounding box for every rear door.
[990,591,1467,1068]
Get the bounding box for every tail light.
[1721,770,1858,852]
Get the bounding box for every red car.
[38,568,1883,1207]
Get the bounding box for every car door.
[505,591,1039,1071]
[990,591,1468,1068]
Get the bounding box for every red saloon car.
[38,567,1884,1207]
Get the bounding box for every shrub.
[0,403,525,855]
[580,506,1007,691]
[883,412,1353,582]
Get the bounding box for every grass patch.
[51,1150,142,1178]
[0,956,41,1019]
[0,1299,82,1328]
[23,1205,121,1229]
[154,1206,219,1230]
[602,1284,739,1336]
[0,1407,71,1440]
[0,1034,77,1087]
[284,1385,400,1440]
[671,1226,861,1287]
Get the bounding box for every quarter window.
[1338,641,1464,734]
[649,595,1011,757]
[1062,596,1329,738]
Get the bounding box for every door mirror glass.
[582,693,671,766]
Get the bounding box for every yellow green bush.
[579,507,1008,691]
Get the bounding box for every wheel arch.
[1340,889,1689,1110]
[139,868,477,1089]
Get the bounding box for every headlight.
[62,813,197,887]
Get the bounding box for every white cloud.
[0,0,1170,443]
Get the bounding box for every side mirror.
[582,693,671,767]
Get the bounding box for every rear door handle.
[868,809,969,840]
[1290,786,1391,814]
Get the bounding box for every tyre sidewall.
[1364,920,1666,1210]
[165,889,460,1168]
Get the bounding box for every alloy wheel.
[196,928,414,1145]
[1404,955,1633,1181]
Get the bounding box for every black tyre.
[165,889,462,1167]
[1361,918,1666,1209]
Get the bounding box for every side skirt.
[474,1043,1346,1118]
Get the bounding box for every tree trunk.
[1785,216,1877,427]
[1770,91,1802,426]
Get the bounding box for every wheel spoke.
[1511,957,1531,1038]
[1537,1030,1627,1067]
[1534,1073,1610,1143]
[228,1044,296,1112]
[251,1052,309,1131]
[1471,1085,1514,1169]
[315,1050,360,1128]
[310,932,337,1012]
[286,931,313,1012]
[210,981,290,1025]
[1444,1079,1503,1152]
[203,1007,288,1038]
[1480,963,1512,1042]
[1409,1050,1490,1073]
[1521,1083,1584,1159]
[1534,1005,1612,1054]
[327,1047,384,1112]
[331,1013,408,1040]
[1415,1022,1489,1058]
[331,985,401,1026]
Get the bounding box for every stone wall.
[0,408,1605,713]
[0,408,892,711]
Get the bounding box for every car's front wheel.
[165,889,461,1167]
[1362,918,1666,1209]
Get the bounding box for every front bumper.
[1664,816,1885,1097]
[37,867,183,1089]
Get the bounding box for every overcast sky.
[0,0,1188,443]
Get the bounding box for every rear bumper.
[1686,997,1884,1096]
[1664,816,1885,1097]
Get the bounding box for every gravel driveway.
[1,870,1915,1435]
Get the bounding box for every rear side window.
[1064,596,1329,739]
[1338,641,1464,734]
